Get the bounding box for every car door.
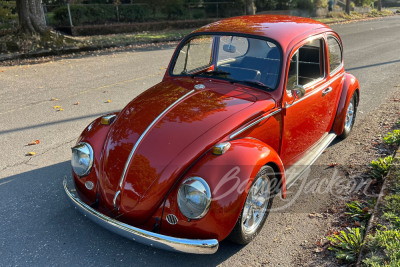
[280,35,340,166]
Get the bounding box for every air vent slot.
[166,214,178,225]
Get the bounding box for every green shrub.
[0,0,17,30]
[119,5,151,22]
[162,0,185,19]
[370,156,394,180]
[385,194,400,214]
[345,200,375,223]
[53,5,118,26]
[296,0,314,11]
[384,130,400,146]
[364,229,400,266]
[191,9,206,19]
[327,227,364,262]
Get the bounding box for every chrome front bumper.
[63,177,219,254]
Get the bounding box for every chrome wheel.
[344,101,354,132]
[241,175,271,235]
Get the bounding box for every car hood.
[98,78,275,224]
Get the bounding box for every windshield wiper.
[231,80,273,91]
[191,70,231,78]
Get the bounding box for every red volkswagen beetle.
[63,15,359,254]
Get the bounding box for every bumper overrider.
[63,177,219,254]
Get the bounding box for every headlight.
[177,177,211,219]
[71,142,93,177]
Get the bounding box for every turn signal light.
[101,114,117,125]
[212,142,231,155]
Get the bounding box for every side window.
[286,38,325,91]
[327,36,342,73]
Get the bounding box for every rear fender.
[160,138,286,241]
[332,73,360,135]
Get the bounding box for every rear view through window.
[172,34,282,90]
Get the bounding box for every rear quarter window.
[327,36,342,74]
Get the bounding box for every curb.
[355,148,400,266]
[0,37,183,63]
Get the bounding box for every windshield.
[171,34,281,90]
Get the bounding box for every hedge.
[68,18,217,36]
[52,4,152,26]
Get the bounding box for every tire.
[339,93,357,139]
[228,165,275,245]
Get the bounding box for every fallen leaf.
[103,90,108,93]
[57,108,64,111]
[309,213,316,218]
[105,99,111,103]
[354,221,361,227]
[28,140,40,146]
[26,152,36,156]
[53,105,61,109]
[329,162,339,167]
[51,97,58,101]
[74,102,80,105]
[315,247,324,253]
[394,99,399,101]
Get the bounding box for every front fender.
[73,112,119,204]
[332,73,360,135]
[159,138,285,241]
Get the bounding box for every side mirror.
[291,85,306,99]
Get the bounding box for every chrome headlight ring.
[177,177,211,220]
[71,142,94,177]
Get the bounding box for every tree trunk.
[377,0,382,11]
[246,0,256,15]
[345,0,350,14]
[16,0,47,35]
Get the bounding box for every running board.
[285,133,337,189]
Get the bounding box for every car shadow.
[0,161,242,266]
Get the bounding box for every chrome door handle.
[322,87,332,96]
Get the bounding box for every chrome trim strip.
[63,177,218,254]
[118,89,196,188]
[113,190,120,209]
[229,109,281,139]
[285,74,344,109]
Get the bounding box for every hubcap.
[241,175,271,235]
[344,101,354,131]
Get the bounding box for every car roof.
[193,15,332,47]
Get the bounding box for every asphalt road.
[0,15,400,266]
